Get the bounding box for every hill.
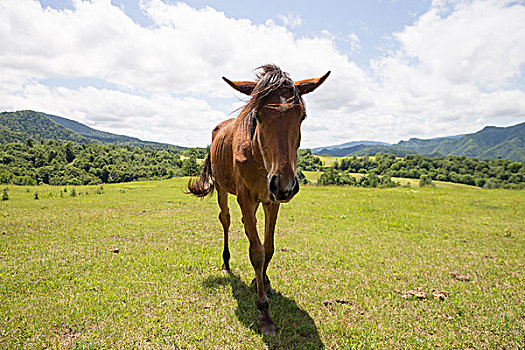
[312,141,390,157]
[0,110,184,152]
[314,122,525,162]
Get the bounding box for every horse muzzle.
[268,174,300,203]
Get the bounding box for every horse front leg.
[237,193,275,336]
[262,201,279,294]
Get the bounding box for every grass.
[1,179,524,349]
[315,155,380,167]
[316,155,349,167]
[303,170,322,184]
[389,177,480,189]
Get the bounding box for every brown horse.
[187,64,329,335]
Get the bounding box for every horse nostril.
[269,174,279,195]
[292,176,300,195]
[269,174,298,201]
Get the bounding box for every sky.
[1,0,525,148]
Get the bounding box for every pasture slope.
[0,178,523,349]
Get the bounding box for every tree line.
[323,153,524,189]
[1,140,524,189]
[0,140,200,186]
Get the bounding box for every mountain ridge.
[313,122,525,162]
[0,110,184,152]
[312,141,389,155]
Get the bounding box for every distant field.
[390,177,480,189]
[316,155,349,167]
[316,155,380,167]
[1,179,523,349]
[303,170,322,184]
[303,171,479,189]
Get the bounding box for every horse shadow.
[203,272,325,349]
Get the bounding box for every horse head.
[223,65,330,202]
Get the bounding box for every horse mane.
[240,64,302,140]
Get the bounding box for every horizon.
[1,0,525,147]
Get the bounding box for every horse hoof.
[221,264,230,273]
[260,322,276,336]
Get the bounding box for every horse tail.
[187,151,214,198]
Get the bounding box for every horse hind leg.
[217,186,231,272]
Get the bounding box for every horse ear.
[222,77,257,95]
[295,71,331,95]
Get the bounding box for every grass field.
[315,155,379,167]
[316,155,346,167]
[1,179,524,349]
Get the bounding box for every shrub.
[297,168,308,185]
[0,171,13,184]
[379,175,400,188]
[419,174,434,187]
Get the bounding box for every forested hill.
[1,110,91,144]
[315,122,525,162]
[0,110,184,152]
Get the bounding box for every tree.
[182,155,200,176]
[297,149,322,171]
[297,168,308,185]
[64,142,75,163]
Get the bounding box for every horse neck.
[251,131,265,169]
[234,110,266,172]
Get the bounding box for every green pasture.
[315,155,379,167]
[0,179,523,349]
[316,155,344,167]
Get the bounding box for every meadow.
[315,155,378,167]
[0,178,523,349]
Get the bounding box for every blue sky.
[1,0,524,147]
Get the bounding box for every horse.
[187,64,330,335]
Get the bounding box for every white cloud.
[2,83,226,146]
[395,0,525,89]
[347,32,361,54]
[0,0,370,146]
[0,0,524,148]
[277,13,302,28]
[364,0,525,141]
